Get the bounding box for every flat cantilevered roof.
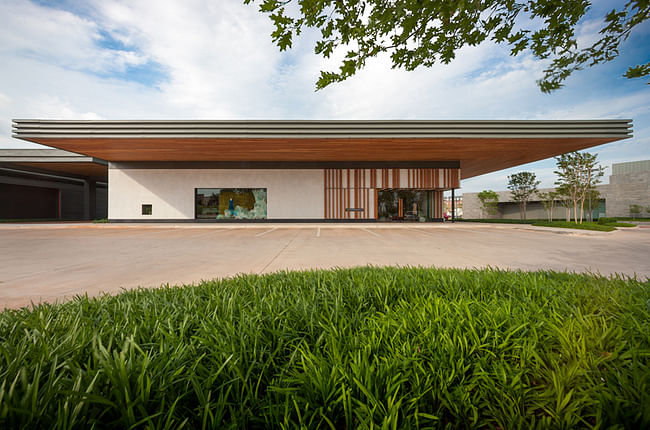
[12,119,632,179]
[0,148,107,180]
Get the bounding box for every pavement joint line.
[316,227,321,237]
[407,227,439,236]
[255,228,276,237]
[258,229,301,274]
[362,228,382,237]
[176,228,233,240]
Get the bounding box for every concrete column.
[83,179,96,220]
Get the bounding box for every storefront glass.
[377,190,432,221]
[195,188,267,219]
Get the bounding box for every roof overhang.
[0,148,108,180]
[12,120,632,179]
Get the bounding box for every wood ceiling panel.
[28,137,621,179]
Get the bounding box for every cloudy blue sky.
[0,0,648,193]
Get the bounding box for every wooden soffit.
[15,136,622,179]
[12,120,632,179]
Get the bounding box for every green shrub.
[607,222,636,227]
[614,217,650,222]
[596,218,636,228]
[532,221,616,231]
[0,267,648,428]
[458,218,538,224]
[629,204,642,218]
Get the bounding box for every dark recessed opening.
[142,204,152,215]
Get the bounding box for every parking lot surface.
[1,222,648,308]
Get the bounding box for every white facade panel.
[108,168,324,220]
[400,169,408,187]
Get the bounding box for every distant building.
[463,160,650,219]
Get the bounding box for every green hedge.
[531,221,617,231]
[597,217,617,225]
[1,267,648,429]
[456,219,539,224]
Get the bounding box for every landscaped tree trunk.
[507,172,540,221]
[555,152,604,224]
[538,191,558,222]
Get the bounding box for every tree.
[246,0,650,92]
[630,204,642,219]
[537,190,559,222]
[477,190,499,218]
[554,151,604,224]
[507,172,540,220]
[557,193,573,222]
[585,189,602,222]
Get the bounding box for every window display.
[377,190,431,221]
[196,188,267,219]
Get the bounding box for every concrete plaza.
[1,222,648,309]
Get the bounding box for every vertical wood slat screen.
[432,190,444,219]
[324,168,459,219]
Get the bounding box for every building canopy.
[12,120,632,179]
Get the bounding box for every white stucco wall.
[108,167,325,220]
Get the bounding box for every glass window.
[195,188,267,219]
[377,190,431,221]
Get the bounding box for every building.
[10,119,632,222]
[602,159,650,217]
[463,159,650,220]
[0,149,107,220]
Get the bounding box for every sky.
[0,0,648,193]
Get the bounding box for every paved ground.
[1,222,648,309]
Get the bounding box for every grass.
[456,219,538,224]
[614,217,650,222]
[603,222,636,228]
[531,221,617,232]
[531,221,637,231]
[461,219,636,231]
[1,267,649,429]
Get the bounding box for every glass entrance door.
[377,190,431,221]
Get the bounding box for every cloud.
[91,0,283,117]
[0,0,150,75]
[0,0,647,185]
[535,92,650,120]
[0,92,11,107]
[25,95,103,120]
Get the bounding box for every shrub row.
[1,267,648,429]
[531,221,617,231]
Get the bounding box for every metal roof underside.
[0,148,106,164]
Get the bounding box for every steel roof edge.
[11,119,633,123]
[0,148,87,156]
[11,134,631,139]
[0,148,107,165]
[11,119,633,140]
